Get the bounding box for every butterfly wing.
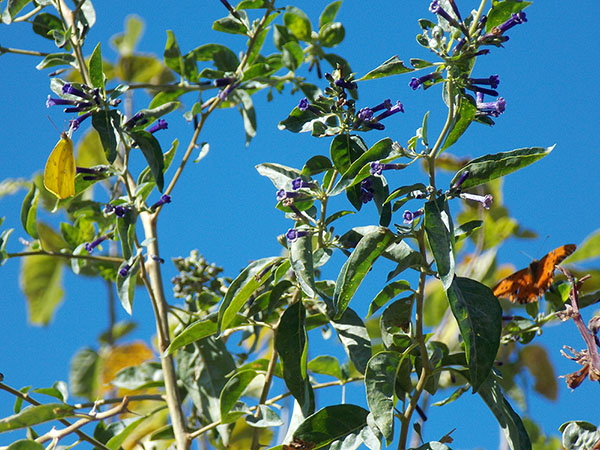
[532,244,577,295]
[493,244,577,304]
[44,132,75,199]
[492,267,536,303]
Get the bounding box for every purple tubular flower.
[370,161,405,176]
[451,171,470,190]
[460,192,493,209]
[124,112,147,130]
[357,107,374,121]
[85,235,109,254]
[69,111,92,131]
[46,95,78,108]
[409,73,437,90]
[276,189,300,201]
[298,98,309,111]
[496,11,527,34]
[119,264,131,278]
[371,99,393,113]
[360,178,374,203]
[403,209,424,225]
[364,122,385,131]
[447,0,462,21]
[62,83,91,100]
[375,101,404,121]
[114,205,129,217]
[429,0,459,26]
[453,38,467,55]
[286,228,309,242]
[218,83,238,100]
[291,177,315,191]
[468,85,498,97]
[335,79,357,90]
[64,102,93,113]
[147,119,168,134]
[469,75,500,89]
[214,77,236,87]
[476,95,506,117]
[151,194,171,210]
[152,255,165,264]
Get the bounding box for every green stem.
[6,250,122,264]
[398,229,431,450]
[250,336,279,450]
[0,46,50,57]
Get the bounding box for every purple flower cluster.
[356,99,404,130]
[46,83,121,131]
[360,178,375,203]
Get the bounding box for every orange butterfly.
[492,244,576,304]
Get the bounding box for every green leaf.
[331,137,396,196]
[410,58,435,69]
[92,110,120,164]
[6,440,44,450]
[289,232,316,297]
[163,30,185,75]
[235,89,256,146]
[302,155,332,176]
[220,369,260,423]
[365,351,401,444]
[284,6,312,41]
[218,257,280,333]
[367,280,412,318]
[445,277,501,392]
[333,227,395,319]
[69,347,99,400]
[0,403,75,432]
[486,1,531,31]
[330,135,368,184]
[454,220,483,242]
[319,22,345,48]
[359,56,413,81]
[2,0,32,24]
[319,1,342,28]
[116,252,141,315]
[308,355,343,380]
[112,362,163,390]
[166,318,218,355]
[128,131,165,192]
[31,381,68,402]
[35,53,77,70]
[213,13,249,35]
[330,307,372,375]
[441,97,476,151]
[116,207,136,260]
[31,13,62,40]
[88,43,104,89]
[450,147,553,190]
[0,226,13,266]
[518,345,557,400]
[278,105,339,136]
[567,229,600,264]
[560,421,600,450]
[424,197,455,290]
[256,162,302,190]
[111,15,144,55]
[478,372,532,450]
[106,413,159,450]
[246,405,284,428]
[20,254,63,325]
[292,404,369,448]
[275,302,314,415]
[20,184,39,239]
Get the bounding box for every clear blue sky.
[0,1,599,448]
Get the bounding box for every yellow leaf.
[43,132,75,199]
[101,341,154,394]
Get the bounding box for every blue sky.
[0,1,599,448]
